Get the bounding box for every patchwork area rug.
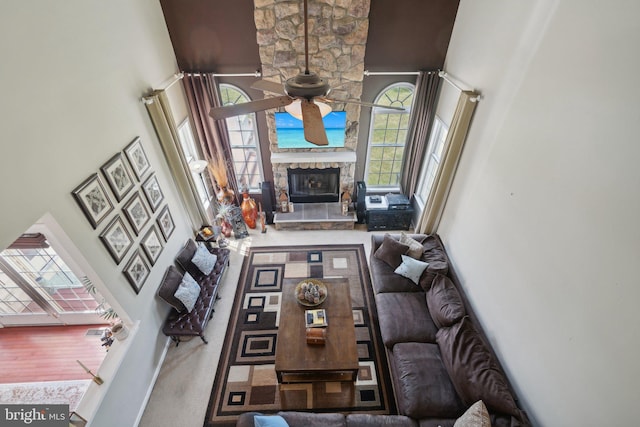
[204,244,395,426]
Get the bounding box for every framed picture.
[141,225,164,265]
[156,205,175,241]
[124,137,151,181]
[123,249,150,294]
[142,174,164,212]
[123,192,150,235]
[71,173,114,229]
[100,152,135,202]
[100,216,134,264]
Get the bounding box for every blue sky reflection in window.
[275,111,346,148]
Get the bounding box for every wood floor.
[0,324,109,383]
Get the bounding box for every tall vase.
[217,186,235,205]
[240,191,258,229]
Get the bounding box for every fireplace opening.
[287,168,340,203]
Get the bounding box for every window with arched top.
[364,82,415,190]
[219,84,264,192]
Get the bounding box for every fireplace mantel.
[271,151,357,164]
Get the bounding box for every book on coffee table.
[305,309,327,328]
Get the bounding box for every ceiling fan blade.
[323,97,406,111]
[250,79,285,95]
[209,95,292,120]
[301,99,329,146]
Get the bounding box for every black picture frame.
[100,152,135,202]
[71,173,114,229]
[124,137,151,181]
[123,192,151,235]
[142,174,164,212]
[99,216,134,264]
[156,205,175,241]
[141,225,164,265]
[123,249,150,294]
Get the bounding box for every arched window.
[364,83,415,189]
[219,84,264,192]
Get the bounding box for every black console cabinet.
[366,208,414,231]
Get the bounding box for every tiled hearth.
[273,203,356,230]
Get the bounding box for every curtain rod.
[153,72,184,91]
[183,71,262,78]
[363,70,422,76]
[439,71,482,102]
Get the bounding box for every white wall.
[437,1,640,425]
[0,1,192,425]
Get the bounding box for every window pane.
[365,82,415,189]
[220,84,264,191]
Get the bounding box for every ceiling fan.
[208,0,405,146]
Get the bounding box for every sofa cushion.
[278,411,346,427]
[346,414,418,427]
[426,275,466,328]
[376,292,438,347]
[453,400,490,427]
[370,261,423,294]
[436,317,520,418]
[390,342,465,418]
[176,239,204,279]
[418,235,450,290]
[173,272,201,313]
[191,242,218,275]
[399,231,425,259]
[255,415,289,427]
[374,234,410,269]
[157,265,187,312]
[395,255,429,285]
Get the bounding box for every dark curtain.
[400,71,440,197]
[183,74,240,205]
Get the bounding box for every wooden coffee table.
[275,278,359,383]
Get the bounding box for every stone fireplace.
[271,151,356,202]
[254,1,369,203]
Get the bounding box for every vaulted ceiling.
[159,0,460,75]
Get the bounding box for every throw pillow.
[254,415,289,427]
[394,254,429,285]
[453,400,491,427]
[173,272,201,313]
[426,274,466,328]
[157,266,187,312]
[191,243,218,275]
[399,231,424,259]
[374,234,410,269]
[436,317,520,417]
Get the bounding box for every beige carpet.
[139,226,387,427]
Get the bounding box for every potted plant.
[216,202,234,238]
[82,277,129,342]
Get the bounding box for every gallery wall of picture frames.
[72,136,175,294]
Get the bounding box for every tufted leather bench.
[158,241,230,345]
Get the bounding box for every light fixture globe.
[284,99,331,120]
[284,72,330,99]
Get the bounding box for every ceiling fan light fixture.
[285,99,331,121]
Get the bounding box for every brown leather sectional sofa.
[236,234,530,427]
[370,233,529,427]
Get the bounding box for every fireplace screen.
[288,168,340,203]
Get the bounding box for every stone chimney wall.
[254,0,370,196]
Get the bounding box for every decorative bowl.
[294,279,327,307]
